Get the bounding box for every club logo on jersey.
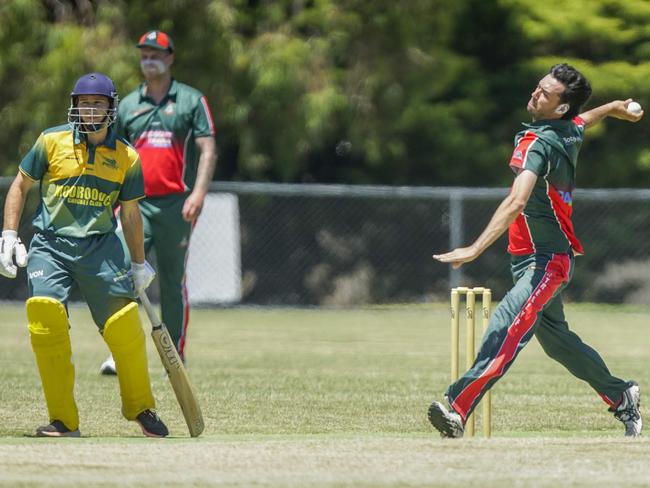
[513,150,523,161]
[53,184,113,207]
[102,157,118,169]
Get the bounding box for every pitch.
[0,302,649,486]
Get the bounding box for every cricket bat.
[139,291,204,437]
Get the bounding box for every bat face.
[154,325,183,373]
[151,324,204,437]
[140,293,203,437]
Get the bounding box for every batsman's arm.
[579,99,643,129]
[119,199,145,264]
[3,172,34,231]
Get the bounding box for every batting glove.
[0,230,28,279]
[131,260,156,297]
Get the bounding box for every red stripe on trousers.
[451,254,570,420]
[176,219,196,360]
[599,392,617,408]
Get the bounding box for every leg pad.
[27,297,78,431]
[103,302,155,420]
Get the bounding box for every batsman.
[0,72,168,438]
[430,64,644,438]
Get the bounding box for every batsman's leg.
[101,301,155,420]
[27,297,79,433]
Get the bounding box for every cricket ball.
[628,101,643,115]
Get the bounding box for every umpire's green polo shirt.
[117,79,216,198]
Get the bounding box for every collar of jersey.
[72,125,117,149]
[521,119,572,162]
[139,78,178,103]
[522,118,572,130]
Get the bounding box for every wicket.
[450,286,492,437]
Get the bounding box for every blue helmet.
[68,73,119,133]
[71,73,118,99]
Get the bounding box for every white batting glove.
[0,230,28,279]
[131,260,156,297]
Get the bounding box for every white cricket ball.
[628,101,643,115]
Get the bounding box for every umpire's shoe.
[35,420,81,438]
[136,409,169,438]
[613,380,642,437]
[99,354,117,375]
[428,400,464,438]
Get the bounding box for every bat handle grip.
[139,291,160,327]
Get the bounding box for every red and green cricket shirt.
[117,79,215,197]
[19,124,144,238]
[507,116,586,256]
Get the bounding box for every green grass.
[1,302,650,486]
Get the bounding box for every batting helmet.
[68,73,119,133]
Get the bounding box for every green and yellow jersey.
[19,124,144,238]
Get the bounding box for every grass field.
[1,301,650,487]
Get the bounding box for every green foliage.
[1,0,650,186]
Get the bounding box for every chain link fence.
[1,178,650,305]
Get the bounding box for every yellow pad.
[102,302,155,420]
[27,297,79,431]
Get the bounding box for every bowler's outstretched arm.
[433,169,538,269]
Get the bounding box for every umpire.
[100,30,217,374]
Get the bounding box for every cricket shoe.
[428,400,464,438]
[35,420,81,438]
[136,409,169,438]
[99,354,117,375]
[613,381,642,437]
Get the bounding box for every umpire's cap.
[137,30,174,53]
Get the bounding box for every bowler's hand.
[131,260,156,297]
[182,191,206,222]
[0,230,28,278]
[433,246,480,269]
[612,99,644,122]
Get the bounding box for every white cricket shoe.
[99,355,117,375]
[614,381,642,437]
[428,400,464,438]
